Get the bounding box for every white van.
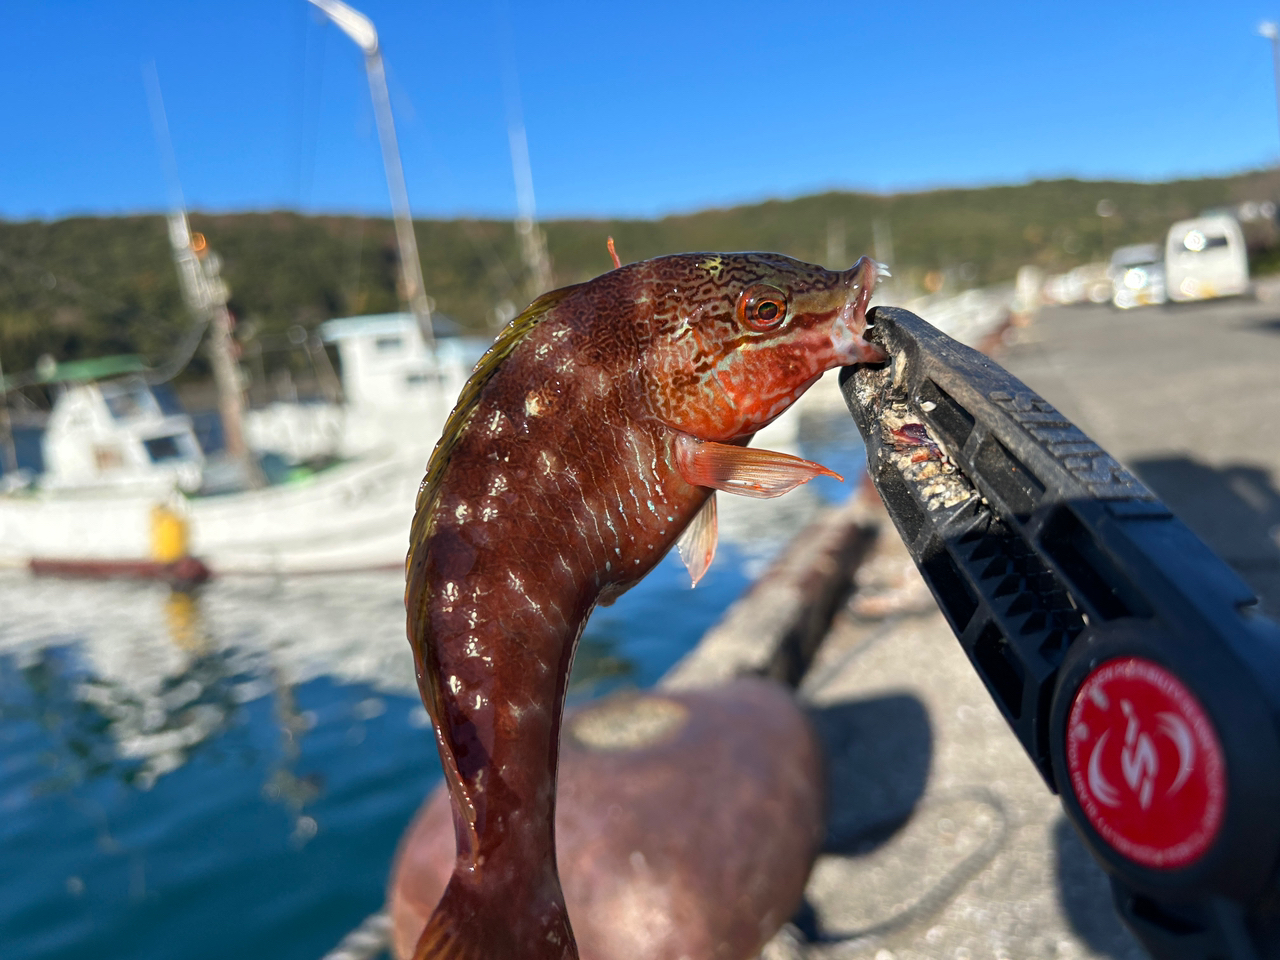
[1164,214,1249,302]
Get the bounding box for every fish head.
[640,252,885,442]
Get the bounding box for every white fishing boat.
[0,0,496,579]
[245,312,485,464]
[0,327,476,575]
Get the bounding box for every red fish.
[405,252,884,959]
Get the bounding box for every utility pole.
[308,0,435,348]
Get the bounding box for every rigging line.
[374,56,520,302]
[0,247,209,388]
[289,0,311,205]
[143,62,185,216]
[297,6,329,209]
[297,9,518,312]
[344,215,365,313]
[494,0,554,299]
[141,313,211,387]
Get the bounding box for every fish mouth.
[834,257,889,364]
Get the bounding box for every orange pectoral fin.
[675,435,843,500]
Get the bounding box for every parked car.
[1108,243,1166,309]
[1043,262,1111,305]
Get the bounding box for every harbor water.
[0,403,864,960]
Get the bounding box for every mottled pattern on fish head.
[636,252,882,442]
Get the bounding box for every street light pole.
[1259,22,1280,155]
[307,0,434,349]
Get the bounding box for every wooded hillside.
[2,168,1278,384]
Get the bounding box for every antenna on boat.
[145,63,263,489]
[306,0,435,350]
[508,114,554,300]
[507,114,554,300]
[497,5,554,299]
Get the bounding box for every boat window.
[151,384,187,417]
[144,435,185,462]
[376,335,404,354]
[1110,245,1160,268]
[404,372,434,386]
[104,385,158,421]
[1181,231,1230,253]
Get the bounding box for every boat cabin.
[41,358,204,492]
[318,312,486,411]
[316,312,488,456]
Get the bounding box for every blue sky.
[3,1,1279,222]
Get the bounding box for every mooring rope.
[319,909,392,960]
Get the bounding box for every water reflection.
[0,403,863,796]
[0,401,865,960]
[82,602,248,791]
[1,644,126,791]
[264,669,325,848]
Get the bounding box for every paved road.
[787,502,1148,960]
[1000,297,1280,617]
[770,296,1280,960]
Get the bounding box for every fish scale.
[406,251,882,959]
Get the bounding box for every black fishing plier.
[839,306,1280,960]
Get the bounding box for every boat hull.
[29,555,212,585]
[0,446,430,576]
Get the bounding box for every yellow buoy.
[150,502,189,563]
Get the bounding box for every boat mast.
[509,120,554,299]
[307,0,434,349]
[147,65,261,488]
[499,17,554,300]
[0,348,18,477]
[169,217,260,485]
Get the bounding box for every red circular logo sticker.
[1065,656,1226,869]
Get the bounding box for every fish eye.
[736,284,788,330]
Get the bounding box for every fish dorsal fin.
[676,493,718,586]
[407,283,580,557]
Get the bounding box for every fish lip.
[837,258,888,363]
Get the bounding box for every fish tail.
[412,875,578,960]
